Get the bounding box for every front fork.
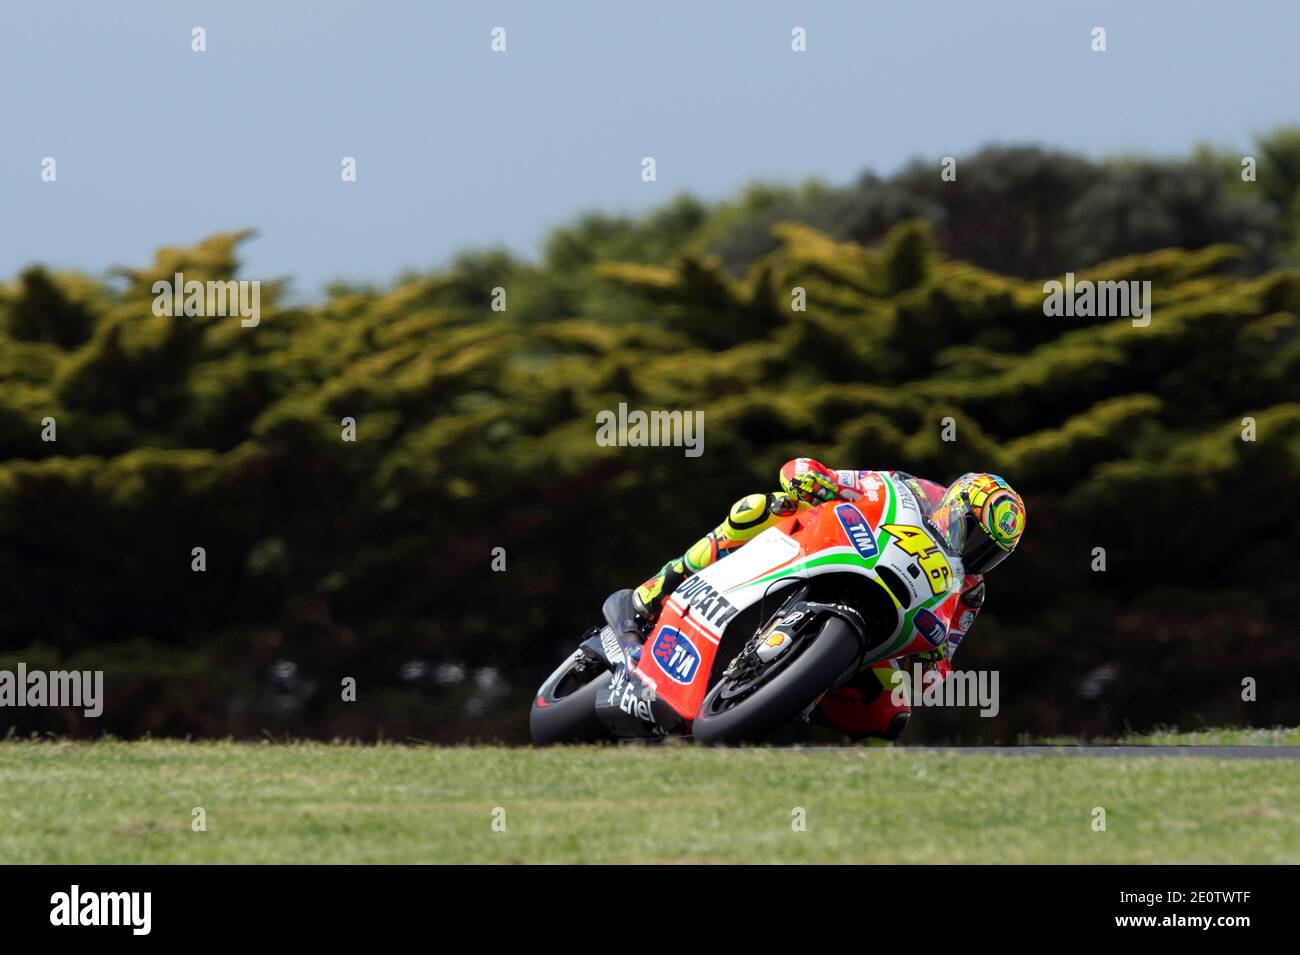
[734,586,868,686]
[729,587,871,722]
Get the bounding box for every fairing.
[601,472,968,733]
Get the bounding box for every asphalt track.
[793,746,1300,760]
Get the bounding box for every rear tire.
[693,617,861,746]
[530,652,610,746]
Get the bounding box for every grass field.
[1028,727,1300,746]
[0,736,1296,864]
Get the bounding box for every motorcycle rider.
[631,458,1026,742]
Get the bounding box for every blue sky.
[2,1,1297,298]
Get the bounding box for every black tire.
[693,616,861,746]
[529,652,610,746]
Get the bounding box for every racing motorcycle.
[530,471,968,745]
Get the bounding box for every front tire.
[530,651,610,746]
[693,616,862,746]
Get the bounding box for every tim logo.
[835,504,878,560]
[651,627,700,684]
[913,609,946,646]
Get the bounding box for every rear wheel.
[530,650,610,746]
[693,616,861,746]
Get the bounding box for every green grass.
[1027,727,1300,747]
[1,738,1297,863]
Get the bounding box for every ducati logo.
[674,575,741,629]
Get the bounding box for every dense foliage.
[2,138,1297,741]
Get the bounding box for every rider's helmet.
[931,473,1026,575]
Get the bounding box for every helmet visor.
[962,526,1013,575]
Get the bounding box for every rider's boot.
[632,551,705,624]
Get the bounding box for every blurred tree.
[1,135,1298,742]
[714,145,1279,278]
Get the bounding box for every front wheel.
[530,650,610,746]
[693,616,862,746]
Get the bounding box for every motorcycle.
[530,471,968,745]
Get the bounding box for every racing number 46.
[881,523,952,595]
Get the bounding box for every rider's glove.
[782,459,840,505]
